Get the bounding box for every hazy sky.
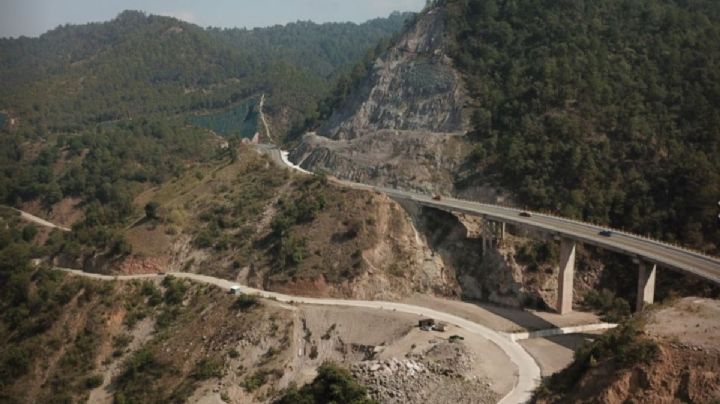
[0,0,426,38]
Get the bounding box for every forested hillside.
[0,10,409,257]
[0,10,409,135]
[441,0,720,252]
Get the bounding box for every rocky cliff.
[290,7,484,197]
[537,298,720,403]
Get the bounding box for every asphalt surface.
[262,145,720,285]
[56,268,540,404]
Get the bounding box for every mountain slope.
[444,0,720,252]
[289,7,479,196]
[0,10,410,260]
[0,10,410,135]
[537,298,720,403]
[292,0,720,252]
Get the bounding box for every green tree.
[275,362,376,404]
[144,201,160,220]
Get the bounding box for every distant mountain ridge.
[0,10,410,134]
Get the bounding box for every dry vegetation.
[0,272,150,403]
[536,298,720,403]
[122,146,453,300]
[0,269,297,404]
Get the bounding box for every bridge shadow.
[471,300,557,330]
[392,199,604,351]
[539,332,601,353]
[462,299,599,351]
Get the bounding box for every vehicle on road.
[229,285,242,295]
[432,194,442,201]
[599,230,613,237]
[519,211,532,217]
[157,271,166,276]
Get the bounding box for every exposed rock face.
[320,8,466,138]
[400,202,605,310]
[261,192,461,301]
[291,7,479,196]
[351,344,499,404]
[539,298,720,403]
[293,131,469,194]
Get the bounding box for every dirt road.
[56,268,540,404]
[258,94,273,143]
[14,208,71,231]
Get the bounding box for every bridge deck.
[262,145,720,286]
[379,188,720,285]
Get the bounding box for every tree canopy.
[441,0,720,252]
[0,10,410,136]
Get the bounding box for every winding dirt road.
[56,268,541,404]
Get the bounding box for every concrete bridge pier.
[486,220,505,244]
[557,239,576,314]
[636,262,657,311]
[482,219,504,254]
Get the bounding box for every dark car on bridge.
[519,211,532,217]
[599,230,613,237]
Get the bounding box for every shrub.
[162,277,187,305]
[538,320,658,399]
[21,225,38,242]
[583,289,631,322]
[156,306,181,329]
[144,202,160,220]
[263,347,279,361]
[232,295,259,311]
[0,347,31,383]
[85,374,104,389]
[114,348,166,402]
[274,362,376,404]
[193,358,224,380]
[243,370,269,392]
[321,324,336,340]
[193,231,214,248]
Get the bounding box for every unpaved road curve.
[56,268,540,404]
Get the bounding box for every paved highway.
[262,145,720,286]
[56,268,540,404]
[385,189,720,284]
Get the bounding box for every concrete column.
[557,239,576,315]
[498,222,506,242]
[636,262,657,311]
[482,236,489,256]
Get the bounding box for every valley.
[1,0,720,403]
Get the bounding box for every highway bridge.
[262,145,720,314]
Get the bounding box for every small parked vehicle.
[432,194,442,201]
[599,230,612,237]
[229,285,242,295]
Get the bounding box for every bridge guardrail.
[384,185,720,264]
[271,146,719,265]
[480,200,717,263]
